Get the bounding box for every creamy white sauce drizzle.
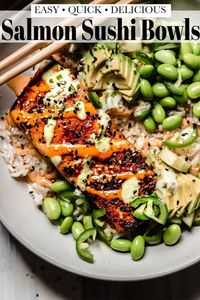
[42,65,79,108]
[50,155,62,167]
[156,168,177,197]
[95,136,110,153]
[44,119,56,146]
[77,159,91,190]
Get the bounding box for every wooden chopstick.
[0,0,146,86]
[0,43,47,72]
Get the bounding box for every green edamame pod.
[131,235,145,261]
[162,115,182,131]
[60,216,73,234]
[193,101,200,118]
[133,101,151,121]
[183,53,200,70]
[51,180,72,193]
[83,215,93,230]
[155,50,176,66]
[153,83,169,98]
[193,70,200,82]
[187,82,200,99]
[152,103,166,124]
[163,224,181,246]
[110,239,132,252]
[139,64,154,79]
[71,221,85,240]
[159,97,176,108]
[180,65,194,81]
[43,198,61,220]
[140,79,153,101]
[157,64,178,81]
[143,116,156,133]
[60,200,74,217]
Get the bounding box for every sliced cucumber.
[159,148,191,173]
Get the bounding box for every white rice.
[0,117,52,206]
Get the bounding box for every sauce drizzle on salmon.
[10,63,157,233]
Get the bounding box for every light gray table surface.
[0,220,200,300]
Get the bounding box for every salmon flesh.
[10,63,157,233]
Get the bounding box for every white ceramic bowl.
[0,43,200,281]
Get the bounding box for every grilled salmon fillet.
[10,63,157,233]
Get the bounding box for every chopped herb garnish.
[56,74,63,80]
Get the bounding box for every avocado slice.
[159,148,191,173]
[94,53,137,91]
[154,160,200,219]
[82,44,111,89]
[182,211,194,228]
[93,53,123,90]
[120,72,140,99]
[118,42,142,54]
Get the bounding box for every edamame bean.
[163,224,181,246]
[159,97,176,108]
[179,42,192,60]
[60,216,73,234]
[143,116,156,133]
[191,42,200,56]
[152,103,166,123]
[193,101,200,118]
[43,198,61,220]
[162,115,182,131]
[174,89,188,104]
[71,221,85,240]
[180,65,194,81]
[183,53,200,70]
[51,180,72,193]
[131,235,145,261]
[153,83,169,98]
[60,200,74,217]
[157,64,178,81]
[187,82,200,99]
[83,215,93,230]
[193,70,200,82]
[139,64,154,79]
[140,79,153,101]
[155,50,176,66]
[110,239,132,252]
[133,101,151,121]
